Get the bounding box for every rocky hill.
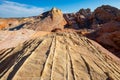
[0,5,120,80]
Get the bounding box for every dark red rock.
[88,21,120,57]
[91,5,120,24]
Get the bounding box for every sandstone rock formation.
[37,7,66,31]
[0,17,36,30]
[0,18,19,30]
[64,8,91,29]
[64,5,120,30]
[21,7,67,31]
[89,21,120,57]
[0,32,120,80]
[0,8,66,32]
[78,8,91,17]
[0,29,35,50]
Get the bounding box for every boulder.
[91,5,120,24]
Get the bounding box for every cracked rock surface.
[0,32,120,80]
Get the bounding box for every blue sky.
[0,0,120,18]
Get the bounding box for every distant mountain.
[0,7,67,31]
[0,5,119,31]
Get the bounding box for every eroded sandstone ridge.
[0,32,120,80]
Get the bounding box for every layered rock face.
[0,33,120,80]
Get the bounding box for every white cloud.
[0,0,45,18]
